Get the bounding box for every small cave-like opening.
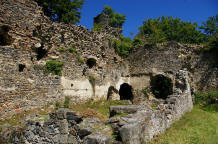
[150,74,173,99]
[36,45,47,60]
[0,25,13,46]
[119,83,133,101]
[18,64,26,72]
[86,58,96,68]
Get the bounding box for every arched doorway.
[119,83,133,101]
[150,74,173,99]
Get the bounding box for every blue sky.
[78,0,217,38]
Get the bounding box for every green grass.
[70,100,129,121]
[147,106,218,144]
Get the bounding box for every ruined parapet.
[0,0,127,120]
[93,13,122,37]
[128,41,218,91]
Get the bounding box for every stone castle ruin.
[0,0,217,143]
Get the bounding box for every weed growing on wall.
[45,60,64,76]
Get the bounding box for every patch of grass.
[58,47,65,52]
[77,55,84,64]
[146,106,218,144]
[194,90,218,112]
[69,100,129,121]
[0,103,54,126]
[142,87,150,97]
[151,103,159,110]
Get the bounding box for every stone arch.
[86,57,97,68]
[119,83,133,101]
[150,74,173,99]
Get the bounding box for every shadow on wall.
[150,74,173,99]
[119,83,134,101]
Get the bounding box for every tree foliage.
[112,35,132,57]
[200,14,218,36]
[138,16,206,44]
[103,6,126,28]
[36,0,85,24]
[199,14,218,53]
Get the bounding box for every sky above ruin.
[79,0,217,38]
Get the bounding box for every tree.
[200,14,218,53]
[36,0,85,24]
[102,6,126,28]
[200,14,218,36]
[137,16,206,44]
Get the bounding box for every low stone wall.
[107,70,193,143]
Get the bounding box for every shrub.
[102,6,126,28]
[58,48,65,52]
[45,60,64,76]
[113,36,133,57]
[92,23,104,32]
[64,96,70,108]
[68,46,76,53]
[141,87,150,97]
[132,38,143,47]
[77,55,84,64]
[194,90,218,111]
[55,101,61,110]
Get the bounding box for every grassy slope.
[147,106,218,144]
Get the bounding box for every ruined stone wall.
[0,0,129,120]
[128,42,218,91]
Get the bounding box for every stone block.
[84,135,110,144]
[109,105,140,117]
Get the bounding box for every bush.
[55,101,61,110]
[68,46,76,53]
[92,23,104,32]
[77,55,84,64]
[194,90,218,111]
[64,96,70,108]
[102,6,126,28]
[132,38,143,47]
[113,36,133,57]
[45,60,64,76]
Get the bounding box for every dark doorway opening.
[86,58,96,68]
[150,74,173,99]
[119,83,133,101]
[36,45,47,60]
[18,64,26,72]
[0,25,13,46]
